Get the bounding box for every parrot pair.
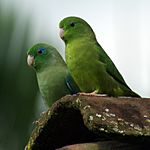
[27,16,140,107]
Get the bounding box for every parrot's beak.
[59,28,64,39]
[27,55,34,66]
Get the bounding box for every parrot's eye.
[37,48,46,54]
[70,22,75,27]
[38,49,42,54]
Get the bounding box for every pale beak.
[59,28,64,39]
[27,55,34,66]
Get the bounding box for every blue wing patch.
[65,73,80,94]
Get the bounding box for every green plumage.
[59,16,140,97]
[27,43,79,107]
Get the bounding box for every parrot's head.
[27,43,62,71]
[59,16,96,43]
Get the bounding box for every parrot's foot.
[78,91,107,97]
[72,93,78,96]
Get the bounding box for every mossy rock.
[25,95,150,150]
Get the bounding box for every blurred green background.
[0,2,38,150]
[0,1,49,149]
[0,0,150,149]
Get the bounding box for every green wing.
[96,43,131,89]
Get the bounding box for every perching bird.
[27,43,80,106]
[59,16,140,97]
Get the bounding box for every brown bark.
[25,95,150,150]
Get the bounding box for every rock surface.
[25,95,150,150]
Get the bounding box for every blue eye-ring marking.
[37,48,46,54]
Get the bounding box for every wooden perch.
[25,95,150,150]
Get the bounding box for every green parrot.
[27,43,80,106]
[59,16,140,97]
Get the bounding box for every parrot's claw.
[78,92,107,97]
